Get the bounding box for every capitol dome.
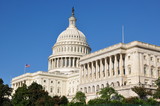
[48,8,91,73]
[57,27,86,43]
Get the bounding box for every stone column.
[57,58,59,68]
[123,54,126,75]
[139,53,143,76]
[105,57,108,78]
[53,58,56,68]
[59,58,60,68]
[48,59,51,70]
[84,64,86,83]
[71,57,73,67]
[119,54,123,76]
[114,55,118,76]
[51,59,53,69]
[65,57,67,67]
[55,59,57,68]
[62,57,64,67]
[96,60,98,80]
[54,59,56,68]
[59,58,61,68]
[91,62,94,81]
[82,47,84,53]
[73,57,75,67]
[88,63,90,82]
[76,58,79,67]
[86,64,88,82]
[68,57,71,67]
[80,65,83,84]
[100,59,103,79]
[60,58,62,67]
[109,56,112,77]
[134,52,140,76]
[50,59,52,69]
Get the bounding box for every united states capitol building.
[12,9,160,101]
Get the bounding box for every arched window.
[80,88,83,92]
[88,86,91,93]
[117,81,120,86]
[92,86,95,93]
[144,65,148,76]
[158,67,160,77]
[96,85,100,92]
[106,83,109,87]
[151,66,154,77]
[128,65,131,74]
[101,84,104,89]
[57,87,60,93]
[50,87,53,93]
[111,82,114,87]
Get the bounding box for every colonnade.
[81,54,126,83]
[49,57,80,70]
[12,80,26,89]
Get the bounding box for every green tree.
[72,91,86,104]
[145,98,157,105]
[12,82,54,106]
[27,82,51,106]
[155,77,160,87]
[0,78,12,106]
[12,84,29,106]
[131,86,151,99]
[153,87,160,99]
[53,95,60,106]
[35,96,54,106]
[59,96,68,105]
[124,97,144,104]
[88,98,106,105]
[98,87,123,102]
[153,78,160,99]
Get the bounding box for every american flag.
[25,64,30,67]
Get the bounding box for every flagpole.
[122,25,124,43]
[24,65,26,74]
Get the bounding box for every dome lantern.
[69,7,77,28]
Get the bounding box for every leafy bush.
[124,97,144,104]
[145,98,157,105]
[88,98,107,105]
[68,102,85,106]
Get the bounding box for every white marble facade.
[79,41,160,101]
[12,9,160,101]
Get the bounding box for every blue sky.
[0,0,160,85]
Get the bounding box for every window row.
[144,55,160,62]
[59,34,85,40]
[54,46,90,54]
[144,65,160,77]
[80,81,127,94]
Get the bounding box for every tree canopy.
[0,78,12,106]
[72,91,86,104]
[98,87,124,102]
[12,82,53,106]
[131,86,152,99]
